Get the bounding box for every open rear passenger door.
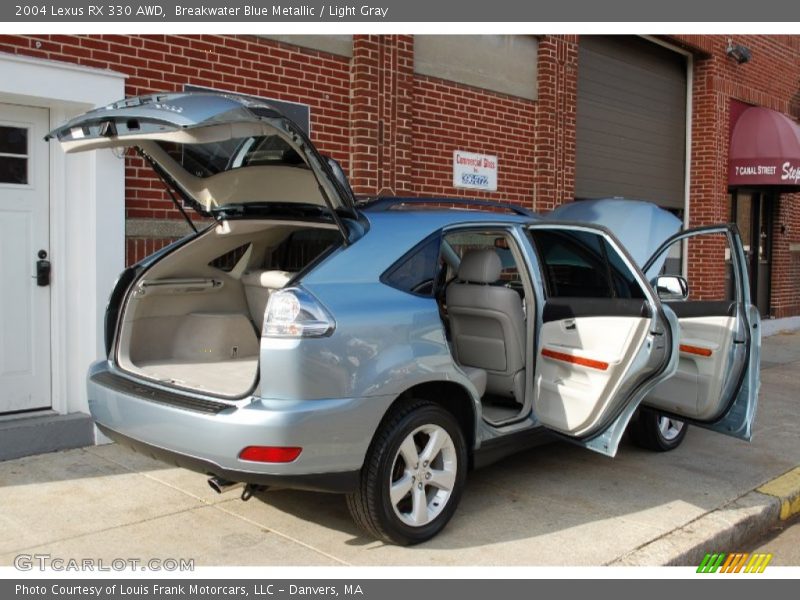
[527,223,679,457]
[640,225,760,440]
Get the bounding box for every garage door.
[575,36,687,209]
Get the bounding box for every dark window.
[0,157,27,184]
[263,228,341,272]
[157,135,305,179]
[0,126,27,154]
[0,126,28,184]
[529,229,644,299]
[209,243,251,272]
[382,235,442,297]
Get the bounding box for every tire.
[628,407,688,452]
[346,399,468,545]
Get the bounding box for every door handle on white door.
[34,249,50,287]
[564,319,576,330]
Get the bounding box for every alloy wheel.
[388,424,458,527]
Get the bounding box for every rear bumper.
[96,423,359,493]
[87,361,395,493]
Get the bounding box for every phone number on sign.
[461,173,490,187]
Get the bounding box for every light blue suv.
[48,93,761,545]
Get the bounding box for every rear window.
[209,243,251,272]
[158,135,306,179]
[381,235,442,297]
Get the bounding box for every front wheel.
[346,400,467,545]
[628,407,688,452]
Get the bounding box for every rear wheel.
[629,407,688,452]
[346,400,467,545]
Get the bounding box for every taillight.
[263,287,334,338]
[239,446,303,463]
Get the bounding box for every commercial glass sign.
[453,150,498,191]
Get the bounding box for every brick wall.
[349,35,416,196]
[411,76,537,205]
[1,33,799,317]
[534,35,579,211]
[408,36,576,210]
[771,192,800,318]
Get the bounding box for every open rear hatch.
[47,92,356,398]
[46,91,357,240]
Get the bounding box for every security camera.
[726,41,752,64]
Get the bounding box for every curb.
[761,316,800,337]
[757,467,800,519]
[611,466,800,566]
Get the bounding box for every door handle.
[34,250,50,287]
[564,319,576,330]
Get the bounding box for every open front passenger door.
[641,225,760,441]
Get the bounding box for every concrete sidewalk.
[750,516,800,566]
[1,333,799,567]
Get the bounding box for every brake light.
[263,287,335,338]
[239,446,303,463]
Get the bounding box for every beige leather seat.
[241,270,294,330]
[446,249,526,400]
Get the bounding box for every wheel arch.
[373,381,478,463]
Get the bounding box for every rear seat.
[241,270,295,330]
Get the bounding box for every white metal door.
[0,103,50,413]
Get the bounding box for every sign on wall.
[453,151,498,191]
[729,160,800,186]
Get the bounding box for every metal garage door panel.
[576,36,687,209]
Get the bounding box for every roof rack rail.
[358,196,535,217]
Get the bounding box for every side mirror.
[655,275,689,301]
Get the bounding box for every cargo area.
[115,219,341,398]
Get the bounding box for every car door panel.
[535,315,651,435]
[641,225,759,441]
[527,223,677,455]
[646,313,738,420]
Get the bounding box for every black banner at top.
[2,0,800,22]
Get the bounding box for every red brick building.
[0,34,798,308]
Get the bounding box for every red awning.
[729,106,800,187]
